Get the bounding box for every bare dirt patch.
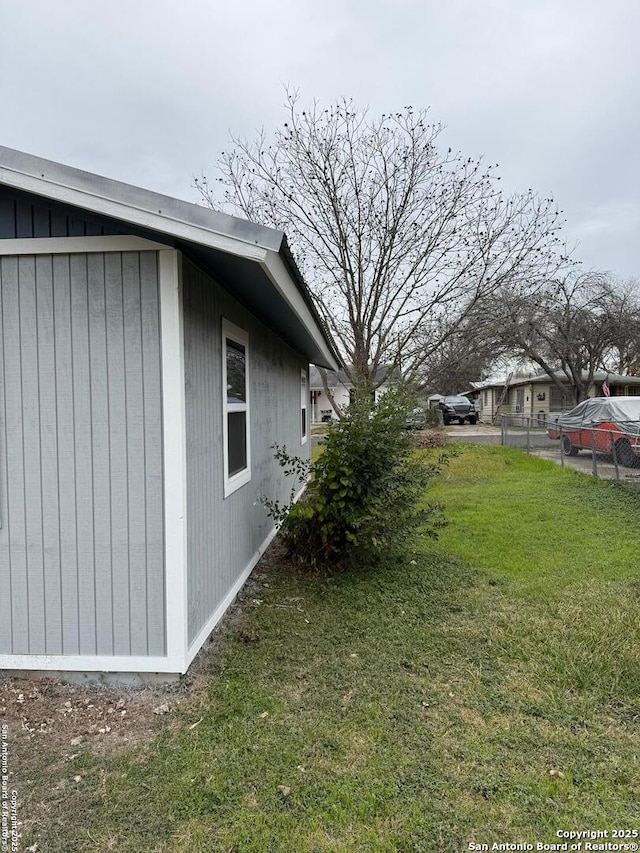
[1,560,273,845]
[1,672,198,846]
[1,566,272,765]
[1,676,178,763]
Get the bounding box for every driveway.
[444,423,557,449]
[531,447,640,481]
[444,424,501,445]
[313,424,505,446]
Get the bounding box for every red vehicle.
[547,396,640,466]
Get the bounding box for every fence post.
[591,428,598,477]
[560,426,564,467]
[501,415,506,446]
[526,417,531,454]
[610,431,620,481]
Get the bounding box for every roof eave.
[0,146,339,369]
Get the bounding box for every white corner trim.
[0,653,185,674]
[0,166,268,263]
[0,235,168,255]
[159,249,188,671]
[261,251,339,371]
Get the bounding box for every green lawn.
[25,446,640,851]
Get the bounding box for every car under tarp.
[556,398,640,432]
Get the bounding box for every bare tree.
[195,91,567,398]
[489,272,622,404]
[416,313,499,394]
[603,279,640,374]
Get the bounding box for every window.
[301,368,308,444]
[222,320,251,496]
[550,385,569,410]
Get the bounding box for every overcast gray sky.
[2,0,639,277]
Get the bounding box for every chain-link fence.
[500,413,640,486]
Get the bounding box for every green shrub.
[262,387,446,568]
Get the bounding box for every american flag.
[602,376,610,397]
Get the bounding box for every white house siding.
[486,383,572,420]
[0,251,165,657]
[529,386,551,420]
[181,258,309,647]
[311,384,350,422]
[311,382,391,422]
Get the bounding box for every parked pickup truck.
[438,395,478,426]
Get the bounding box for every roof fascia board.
[0,235,167,255]
[262,250,339,371]
[0,164,267,263]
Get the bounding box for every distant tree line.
[426,272,640,403]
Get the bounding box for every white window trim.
[222,319,251,497]
[301,367,309,445]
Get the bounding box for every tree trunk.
[318,367,344,419]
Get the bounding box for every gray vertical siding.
[0,186,125,240]
[182,257,309,645]
[0,251,165,657]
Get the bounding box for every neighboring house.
[309,365,399,422]
[472,371,640,422]
[0,146,339,680]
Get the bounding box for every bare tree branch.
[195,90,568,393]
[483,272,639,404]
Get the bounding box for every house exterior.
[309,365,398,422]
[473,371,640,423]
[0,146,339,679]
